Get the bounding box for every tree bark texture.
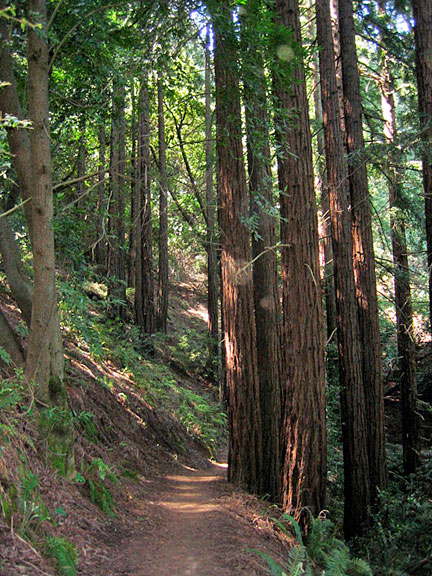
[157,74,169,334]
[316,0,370,539]
[0,307,25,367]
[129,84,138,288]
[95,125,107,270]
[273,0,326,521]
[411,0,432,331]
[108,82,127,322]
[0,8,34,240]
[205,39,219,378]
[135,81,155,336]
[210,0,263,493]
[25,0,75,477]
[378,28,419,476]
[338,0,387,501]
[241,1,282,502]
[0,215,33,326]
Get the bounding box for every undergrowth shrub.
[45,535,79,576]
[75,458,118,516]
[253,515,372,576]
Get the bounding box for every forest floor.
[0,264,291,575]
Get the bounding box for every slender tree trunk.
[76,119,86,205]
[95,125,107,271]
[411,0,432,331]
[25,0,74,477]
[377,14,419,475]
[210,0,262,493]
[129,84,138,288]
[241,2,282,502]
[205,37,219,379]
[0,216,33,326]
[157,74,169,334]
[273,0,326,521]
[108,82,127,321]
[135,81,155,336]
[0,308,25,367]
[338,0,387,501]
[309,7,337,345]
[0,8,34,240]
[316,0,370,539]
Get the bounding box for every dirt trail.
[117,457,287,576]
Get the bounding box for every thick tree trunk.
[241,2,282,502]
[338,0,387,502]
[135,81,155,336]
[411,0,432,331]
[25,0,74,477]
[210,0,262,493]
[157,74,169,334]
[316,0,370,539]
[377,21,419,476]
[95,125,107,271]
[273,0,326,522]
[108,82,127,322]
[205,39,219,379]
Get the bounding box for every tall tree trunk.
[95,125,107,271]
[338,0,387,502]
[377,10,419,475]
[129,84,138,288]
[316,0,370,539]
[210,0,262,493]
[411,0,432,331]
[25,0,74,477]
[241,1,282,502]
[0,8,34,240]
[76,118,86,205]
[108,82,127,322]
[273,0,326,522]
[205,37,219,379]
[157,74,169,334]
[135,81,155,336]
[311,38,337,342]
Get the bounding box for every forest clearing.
[0,0,432,574]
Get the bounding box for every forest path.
[116,455,286,576]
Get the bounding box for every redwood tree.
[411,0,432,330]
[273,0,326,521]
[157,73,169,334]
[317,0,370,538]
[241,0,282,501]
[338,0,387,501]
[210,0,262,492]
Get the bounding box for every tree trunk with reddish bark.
[338,0,387,502]
[273,0,326,522]
[210,0,263,493]
[316,0,370,539]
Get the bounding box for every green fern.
[45,536,78,576]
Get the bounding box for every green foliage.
[45,536,78,576]
[16,469,51,536]
[358,457,432,576]
[74,411,98,443]
[252,515,372,576]
[75,458,118,516]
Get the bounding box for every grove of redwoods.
[0,0,431,572]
